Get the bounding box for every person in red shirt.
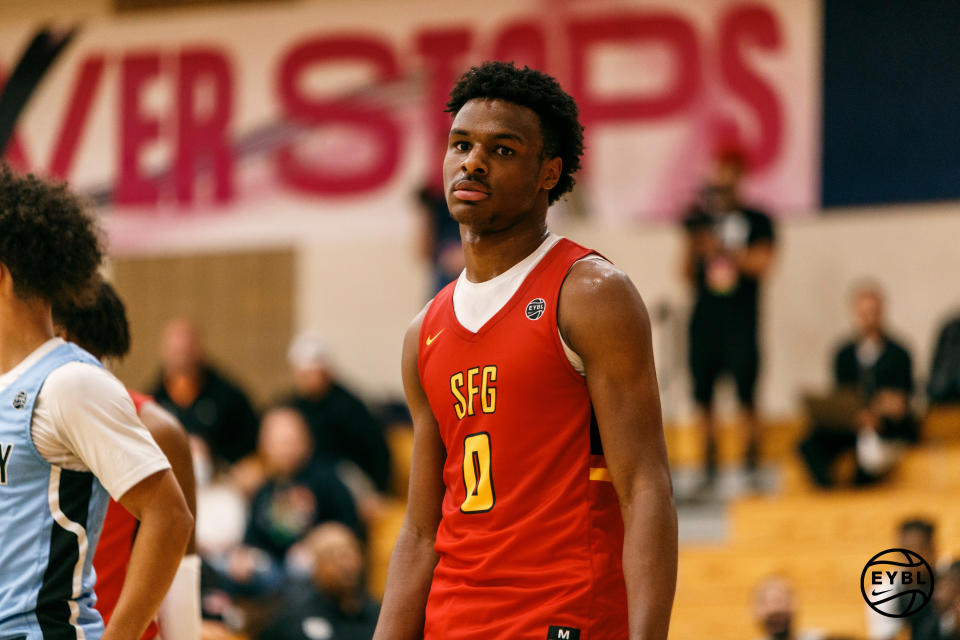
[53,281,201,639]
[374,62,677,640]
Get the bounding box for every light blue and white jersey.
[0,342,110,640]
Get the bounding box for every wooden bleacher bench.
[373,413,960,639]
[671,433,960,640]
[664,418,804,467]
[923,404,960,441]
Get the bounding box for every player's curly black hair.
[446,61,584,205]
[53,280,130,360]
[0,163,103,306]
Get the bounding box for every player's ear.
[541,156,562,192]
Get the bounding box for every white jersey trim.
[452,234,604,376]
[47,466,88,640]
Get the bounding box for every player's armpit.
[558,259,678,640]
[373,307,445,640]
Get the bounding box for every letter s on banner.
[567,13,700,126]
[276,35,402,196]
[717,3,783,171]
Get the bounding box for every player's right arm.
[373,308,445,640]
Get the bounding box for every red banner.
[0,0,819,253]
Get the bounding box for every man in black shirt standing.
[682,152,776,491]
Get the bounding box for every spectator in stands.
[913,560,960,640]
[376,401,414,496]
[244,406,359,563]
[929,311,960,405]
[900,518,938,566]
[283,332,391,497]
[798,283,918,487]
[151,317,259,470]
[416,184,464,295]
[199,406,360,628]
[753,574,824,640]
[682,150,776,490]
[867,518,939,640]
[258,523,379,639]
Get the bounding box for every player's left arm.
[46,364,193,640]
[559,259,678,640]
[107,469,193,640]
[139,401,197,553]
[139,400,202,640]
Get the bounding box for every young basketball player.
[53,280,201,640]
[374,62,677,639]
[0,165,192,640]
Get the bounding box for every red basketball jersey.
[418,238,628,640]
[93,389,160,640]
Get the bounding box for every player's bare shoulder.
[558,256,651,354]
[403,302,432,357]
[401,301,435,396]
[560,257,648,319]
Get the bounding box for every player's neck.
[461,217,549,283]
[0,300,55,375]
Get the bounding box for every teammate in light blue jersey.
[0,165,193,640]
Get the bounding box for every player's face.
[443,98,560,233]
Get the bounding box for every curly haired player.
[53,281,201,640]
[0,165,192,640]
[374,62,677,640]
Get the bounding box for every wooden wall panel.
[110,249,294,409]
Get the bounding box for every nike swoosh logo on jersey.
[426,329,444,346]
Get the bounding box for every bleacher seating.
[671,410,960,639]
[367,408,960,638]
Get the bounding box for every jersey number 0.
[460,432,495,513]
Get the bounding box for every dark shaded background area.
[821,0,960,208]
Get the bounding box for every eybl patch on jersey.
[525,298,546,320]
[12,390,27,410]
[547,625,580,639]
